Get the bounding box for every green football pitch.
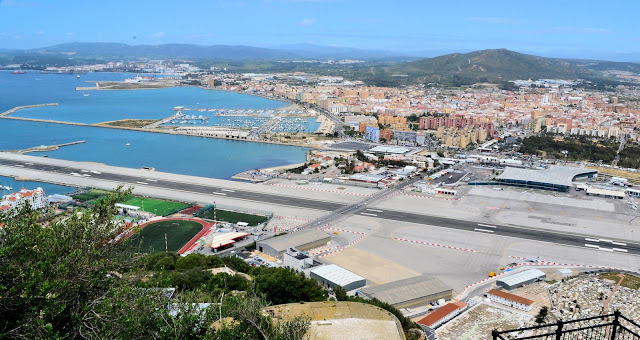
[127,220,204,253]
[121,197,190,216]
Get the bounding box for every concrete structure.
[487,289,535,312]
[256,229,330,258]
[417,302,467,329]
[556,268,575,279]
[585,186,625,199]
[359,275,452,309]
[310,264,367,292]
[496,269,546,291]
[470,166,598,192]
[283,247,318,272]
[264,301,405,340]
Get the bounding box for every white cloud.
[298,18,317,26]
[466,17,521,24]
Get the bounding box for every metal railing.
[492,311,640,340]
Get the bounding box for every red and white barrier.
[270,184,373,197]
[394,237,476,252]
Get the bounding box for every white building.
[283,247,316,272]
[0,187,46,215]
[487,289,535,312]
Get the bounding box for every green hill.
[365,49,599,86]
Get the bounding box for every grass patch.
[72,189,109,202]
[121,197,190,216]
[195,208,268,226]
[127,220,203,253]
[99,119,159,128]
[601,272,640,290]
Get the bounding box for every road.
[1,155,639,255]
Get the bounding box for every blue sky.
[1,0,639,60]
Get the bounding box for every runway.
[1,153,639,255]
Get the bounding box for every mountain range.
[2,43,639,85]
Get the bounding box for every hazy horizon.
[1,0,639,61]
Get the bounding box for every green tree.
[535,306,549,324]
[253,268,327,305]
[0,188,177,339]
[334,286,348,301]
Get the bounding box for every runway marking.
[221,189,235,192]
[212,192,227,196]
[612,241,627,246]
[146,179,157,182]
[599,239,613,243]
[136,181,148,185]
[14,164,24,167]
[477,223,497,228]
[598,248,614,252]
[24,162,33,165]
[585,238,600,242]
[585,244,600,248]
[613,248,628,253]
[366,208,383,213]
[474,228,494,233]
[360,212,377,217]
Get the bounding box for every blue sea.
[0,71,309,181]
[0,175,74,196]
[1,72,288,123]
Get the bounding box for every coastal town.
[3,40,640,340]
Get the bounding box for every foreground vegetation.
[0,189,420,339]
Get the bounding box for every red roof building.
[417,301,467,329]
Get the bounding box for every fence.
[492,311,640,340]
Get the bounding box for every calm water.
[0,71,309,180]
[0,175,74,196]
[1,71,288,123]
[1,118,308,179]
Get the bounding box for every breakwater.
[10,141,86,154]
[0,103,59,117]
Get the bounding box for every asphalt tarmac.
[1,155,639,255]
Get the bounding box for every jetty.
[0,115,89,127]
[0,103,59,117]
[7,141,86,154]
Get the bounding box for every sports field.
[72,189,109,202]
[121,197,190,216]
[127,220,204,253]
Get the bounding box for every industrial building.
[309,264,367,292]
[496,269,546,291]
[283,248,322,273]
[556,268,575,279]
[359,275,452,309]
[487,289,535,311]
[256,229,330,258]
[585,186,625,199]
[469,165,598,192]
